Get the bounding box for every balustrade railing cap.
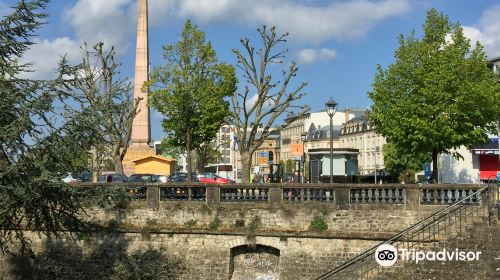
[74,182,484,189]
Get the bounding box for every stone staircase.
[316,185,500,280]
[376,217,500,280]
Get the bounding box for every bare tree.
[63,43,140,176]
[229,26,309,183]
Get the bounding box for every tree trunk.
[240,151,252,183]
[196,148,206,173]
[92,148,99,182]
[110,143,124,174]
[186,133,192,182]
[431,149,438,184]
[113,154,124,174]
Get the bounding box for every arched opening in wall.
[229,244,280,280]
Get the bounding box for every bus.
[205,164,235,182]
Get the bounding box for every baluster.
[262,189,268,201]
[326,190,332,203]
[458,189,463,202]
[318,189,324,201]
[398,188,404,203]
[463,189,469,203]
[444,189,450,204]
[306,188,311,201]
[255,188,261,200]
[450,189,456,203]
[349,190,355,203]
[370,189,376,203]
[378,188,383,202]
[363,189,370,203]
[391,189,397,202]
[432,189,438,204]
[299,188,305,202]
[353,189,360,203]
[430,189,435,204]
[359,189,365,203]
[383,188,390,203]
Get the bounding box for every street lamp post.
[325,98,338,184]
[301,131,307,183]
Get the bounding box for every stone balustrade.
[76,182,486,209]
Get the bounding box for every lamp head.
[325,97,338,117]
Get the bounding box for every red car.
[197,172,233,184]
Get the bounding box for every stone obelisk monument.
[122,0,155,175]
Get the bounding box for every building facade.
[304,125,358,183]
[280,109,365,162]
[339,115,386,175]
[251,132,281,177]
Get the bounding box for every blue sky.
[2,0,500,141]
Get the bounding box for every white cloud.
[150,0,411,43]
[21,0,136,79]
[148,0,177,26]
[463,5,500,58]
[21,37,80,80]
[298,48,337,64]
[65,0,134,54]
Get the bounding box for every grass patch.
[310,216,328,232]
[208,216,222,229]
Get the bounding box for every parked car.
[61,173,81,184]
[127,174,158,199]
[158,175,168,183]
[98,173,128,183]
[197,172,233,184]
[162,173,201,200]
[128,174,158,183]
[78,171,92,182]
[166,172,199,183]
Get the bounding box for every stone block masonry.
[0,231,379,280]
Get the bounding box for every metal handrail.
[316,185,490,280]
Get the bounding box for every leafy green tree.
[228,26,309,183]
[285,159,294,174]
[149,20,237,181]
[369,9,500,182]
[383,143,429,181]
[0,0,109,253]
